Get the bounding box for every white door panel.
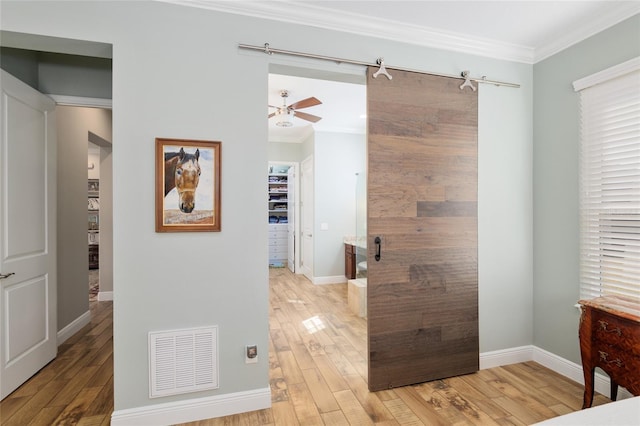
[0,70,57,400]
[287,165,296,272]
[301,157,313,281]
[6,276,49,359]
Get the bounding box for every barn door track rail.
[239,42,520,89]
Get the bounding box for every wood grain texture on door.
[367,67,478,391]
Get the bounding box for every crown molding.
[534,3,640,63]
[48,94,112,109]
[314,125,365,135]
[159,0,534,63]
[159,1,639,65]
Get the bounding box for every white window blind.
[577,64,640,300]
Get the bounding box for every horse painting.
[164,147,201,213]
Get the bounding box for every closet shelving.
[268,165,290,268]
[88,179,99,269]
[268,173,288,224]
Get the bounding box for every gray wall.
[4,0,533,415]
[0,47,39,88]
[0,46,111,98]
[532,14,640,363]
[56,106,112,330]
[38,52,111,98]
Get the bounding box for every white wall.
[314,131,366,279]
[2,0,533,419]
[267,141,303,163]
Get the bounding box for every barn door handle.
[374,237,381,261]
[0,272,15,280]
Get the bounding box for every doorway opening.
[268,161,298,272]
[87,127,113,302]
[0,32,113,401]
[267,70,367,289]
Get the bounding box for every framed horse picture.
[155,138,221,232]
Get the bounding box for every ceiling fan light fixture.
[268,89,321,127]
[276,109,294,127]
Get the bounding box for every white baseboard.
[110,387,271,426]
[532,346,585,386]
[479,345,633,400]
[313,275,347,285]
[109,346,633,424]
[97,291,113,301]
[480,345,534,370]
[532,346,634,400]
[57,310,91,345]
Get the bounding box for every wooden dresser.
[578,295,640,408]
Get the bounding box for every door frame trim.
[48,94,112,109]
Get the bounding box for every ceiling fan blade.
[268,112,276,119]
[294,111,322,123]
[288,96,322,110]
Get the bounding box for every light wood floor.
[1,268,611,425]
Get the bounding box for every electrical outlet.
[245,345,258,364]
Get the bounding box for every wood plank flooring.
[1,268,612,425]
[0,300,113,425]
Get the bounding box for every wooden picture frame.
[155,138,221,232]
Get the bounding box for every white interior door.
[301,156,314,281]
[287,165,296,272]
[0,70,57,400]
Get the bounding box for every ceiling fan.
[268,90,322,127]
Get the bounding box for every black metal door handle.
[374,236,381,261]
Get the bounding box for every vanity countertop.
[344,236,367,249]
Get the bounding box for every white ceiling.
[268,73,367,142]
[166,0,639,142]
[294,1,639,61]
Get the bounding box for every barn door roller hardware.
[239,42,520,89]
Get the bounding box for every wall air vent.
[149,326,219,398]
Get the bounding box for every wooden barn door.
[366,67,478,391]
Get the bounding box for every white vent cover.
[149,326,219,398]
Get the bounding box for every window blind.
[578,67,640,300]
